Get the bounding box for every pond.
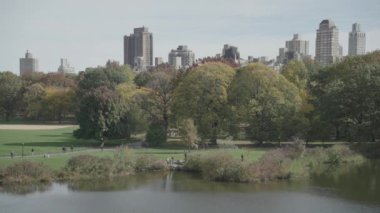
[0,161,379,213]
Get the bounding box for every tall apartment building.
[277,34,309,64]
[57,58,75,73]
[285,34,309,60]
[315,19,342,66]
[124,27,153,71]
[348,23,366,56]
[20,50,39,76]
[222,44,240,62]
[168,45,195,69]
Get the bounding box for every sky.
[1,0,380,74]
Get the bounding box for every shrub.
[183,154,203,172]
[325,145,352,165]
[2,161,52,184]
[146,123,167,146]
[283,138,306,159]
[134,155,168,172]
[253,149,291,181]
[65,155,114,178]
[113,146,134,175]
[200,153,253,182]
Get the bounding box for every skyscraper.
[168,45,195,69]
[124,27,153,71]
[20,50,39,76]
[349,23,366,56]
[315,19,342,66]
[58,58,75,73]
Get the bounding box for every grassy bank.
[183,144,366,183]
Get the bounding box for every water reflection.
[0,183,51,195]
[311,160,380,204]
[0,160,379,207]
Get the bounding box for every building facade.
[222,44,240,62]
[20,50,39,76]
[155,57,163,66]
[348,23,366,56]
[168,45,195,69]
[315,19,342,66]
[57,58,75,73]
[285,34,309,61]
[124,27,153,71]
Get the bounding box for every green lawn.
[0,126,267,170]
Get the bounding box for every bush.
[134,155,168,172]
[65,155,114,178]
[146,123,167,146]
[183,154,203,172]
[2,161,52,184]
[325,145,352,165]
[283,138,306,159]
[200,153,253,182]
[113,146,134,175]
[252,149,291,181]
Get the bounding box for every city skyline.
[1,0,380,73]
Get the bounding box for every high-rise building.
[315,19,342,66]
[155,57,163,66]
[20,50,39,76]
[348,23,366,56]
[57,58,75,73]
[124,27,153,71]
[222,44,240,62]
[285,34,309,60]
[276,48,287,64]
[168,45,195,69]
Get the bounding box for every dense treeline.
[1,52,379,143]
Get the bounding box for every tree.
[0,72,22,121]
[74,86,124,139]
[180,119,199,149]
[173,62,235,143]
[311,51,380,141]
[137,68,177,132]
[228,63,302,142]
[23,83,46,120]
[74,62,135,139]
[43,87,75,123]
[145,122,167,147]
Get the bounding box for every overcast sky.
[1,0,380,74]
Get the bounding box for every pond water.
[1,161,379,213]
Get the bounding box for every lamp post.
[22,143,24,159]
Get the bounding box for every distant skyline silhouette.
[1,0,380,73]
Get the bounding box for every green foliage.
[311,51,380,141]
[180,119,199,148]
[0,72,23,121]
[136,68,177,131]
[173,63,235,142]
[75,62,139,139]
[74,86,124,139]
[145,123,167,146]
[22,83,46,120]
[228,63,302,142]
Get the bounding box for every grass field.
[0,125,267,170]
